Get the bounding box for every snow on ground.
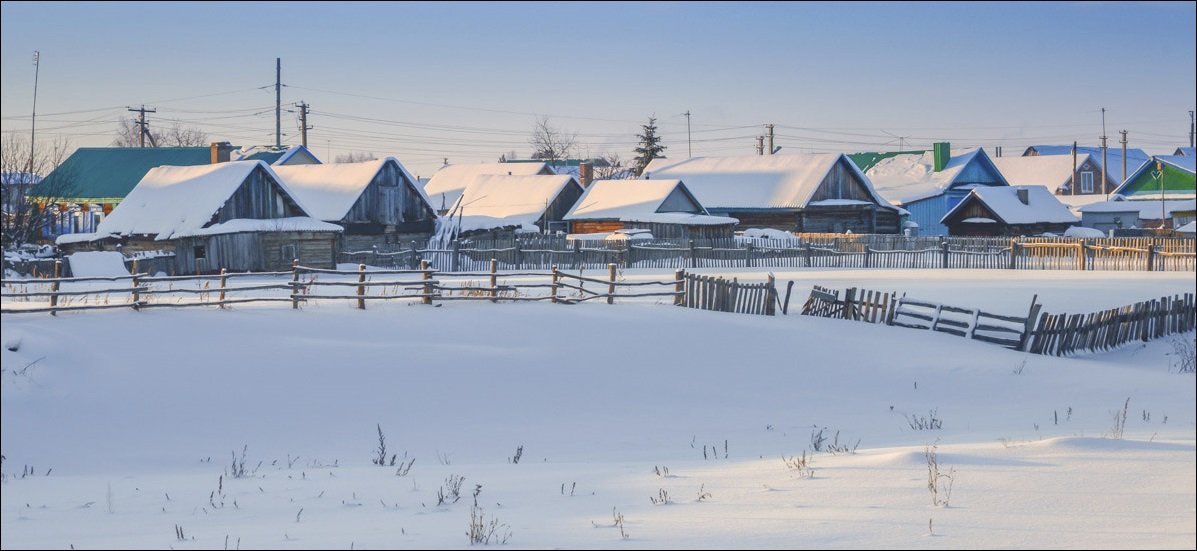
[65,251,129,277]
[2,269,1194,549]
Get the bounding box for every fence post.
[356,263,366,310]
[130,258,141,311]
[842,287,856,320]
[688,240,696,269]
[804,242,812,267]
[551,264,559,304]
[421,259,432,305]
[941,240,949,269]
[49,260,61,316]
[864,247,872,268]
[489,258,498,303]
[1145,243,1155,272]
[746,242,755,269]
[674,269,684,306]
[1019,294,1041,352]
[372,244,379,268]
[409,240,419,270]
[514,239,523,270]
[573,239,582,271]
[607,263,616,305]
[1076,242,1086,271]
[451,239,460,273]
[291,259,300,309]
[1008,239,1018,270]
[219,268,227,309]
[765,273,776,316]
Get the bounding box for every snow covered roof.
[423,162,551,212]
[1177,221,1196,233]
[942,185,1078,225]
[1078,198,1196,218]
[95,161,329,240]
[273,158,410,222]
[447,174,579,233]
[867,148,1008,204]
[173,217,342,238]
[1023,145,1150,181]
[641,153,893,210]
[992,154,1094,191]
[564,179,737,226]
[1112,155,1197,199]
[232,145,322,165]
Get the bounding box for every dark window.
[194,245,206,259]
[281,244,297,262]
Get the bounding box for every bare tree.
[2,134,78,248]
[112,118,209,147]
[334,151,378,163]
[594,153,633,180]
[528,116,576,165]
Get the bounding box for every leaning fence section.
[1025,293,1196,357]
[679,271,777,316]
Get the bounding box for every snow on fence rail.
[336,235,1195,273]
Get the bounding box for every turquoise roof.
[34,147,213,202]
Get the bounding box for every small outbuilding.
[437,174,584,239]
[941,185,1078,236]
[563,179,737,239]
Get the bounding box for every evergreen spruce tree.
[632,117,667,177]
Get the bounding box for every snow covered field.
[2,269,1195,549]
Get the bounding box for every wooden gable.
[657,184,704,213]
[943,193,1002,225]
[214,164,306,224]
[342,160,435,226]
[808,157,880,204]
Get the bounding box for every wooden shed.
[437,173,584,239]
[941,186,1078,236]
[273,157,436,251]
[643,153,901,234]
[563,179,737,239]
[83,160,341,272]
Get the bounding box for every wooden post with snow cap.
[489,258,498,303]
[421,259,432,305]
[941,240,949,269]
[674,269,684,306]
[130,258,141,311]
[1145,243,1155,272]
[49,260,61,316]
[1008,238,1018,270]
[356,263,366,310]
[1076,242,1086,271]
[607,263,616,304]
[218,268,227,308]
[291,258,300,309]
[551,264,559,304]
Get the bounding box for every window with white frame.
[1080,172,1094,193]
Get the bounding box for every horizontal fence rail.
[333,235,1195,274]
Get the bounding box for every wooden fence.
[799,285,898,324]
[678,271,778,316]
[338,235,1195,273]
[1,260,687,315]
[1025,293,1196,356]
[890,295,1042,351]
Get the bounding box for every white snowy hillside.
[2,269,1194,549]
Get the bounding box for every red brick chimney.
[210,142,233,164]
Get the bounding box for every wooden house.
[866,144,1010,236]
[941,186,1078,236]
[272,157,436,251]
[438,174,583,239]
[68,160,341,272]
[1078,198,1197,232]
[422,162,553,215]
[1022,145,1150,192]
[643,153,901,234]
[563,179,737,239]
[1106,155,1197,229]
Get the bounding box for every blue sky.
[2,1,1194,177]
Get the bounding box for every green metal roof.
[847,150,927,173]
[34,147,213,202]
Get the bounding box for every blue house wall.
[904,153,1008,236]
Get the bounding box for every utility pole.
[1189,110,1195,148]
[128,105,157,148]
[1100,107,1108,200]
[683,110,692,158]
[297,101,312,148]
[1119,130,1128,184]
[766,123,775,155]
[755,136,764,155]
[1158,160,1165,231]
[29,51,40,180]
[1071,141,1077,196]
[275,57,282,149]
